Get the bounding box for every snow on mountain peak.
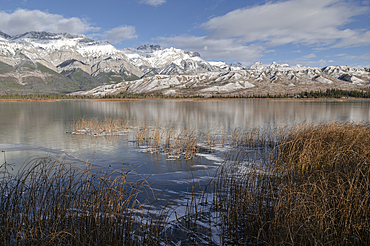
[250,61,293,70]
[185,51,201,57]
[8,31,95,44]
[0,31,123,58]
[122,44,246,77]
[250,61,264,70]
[137,44,162,52]
[0,31,11,40]
[123,45,204,69]
[0,31,145,82]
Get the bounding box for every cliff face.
[0,31,142,94]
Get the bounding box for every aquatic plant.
[68,117,131,136]
[63,119,370,245]
[211,122,370,245]
[0,156,167,245]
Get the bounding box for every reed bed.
[68,117,131,136]
[133,123,279,160]
[64,118,370,245]
[0,156,168,245]
[211,122,370,245]
[68,117,278,160]
[133,124,214,159]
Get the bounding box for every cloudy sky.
[0,0,369,67]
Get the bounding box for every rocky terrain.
[73,62,370,97]
[0,31,142,94]
[122,45,242,78]
[1,31,369,96]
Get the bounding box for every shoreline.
[0,97,363,102]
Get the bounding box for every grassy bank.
[213,122,370,245]
[1,122,370,245]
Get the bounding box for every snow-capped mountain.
[0,31,241,94]
[1,31,369,96]
[122,45,242,78]
[0,31,142,93]
[73,62,370,97]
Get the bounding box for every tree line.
[1,89,370,100]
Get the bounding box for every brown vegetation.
[68,117,131,136]
[0,156,166,245]
[3,122,370,245]
[213,122,370,245]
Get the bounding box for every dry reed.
[68,117,131,136]
[0,156,167,245]
[63,119,370,244]
[212,122,370,245]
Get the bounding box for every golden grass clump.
[68,117,130,136]
[133,124,219,159]
[214,122,370,245]
[0,156,166,245]
[276,122,370,174]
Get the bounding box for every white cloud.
[139,0,166,6]
[157,35,264,63]
[341,52,370,60]
[159,0,369,63]
[284,58,328,67]
[102,26,138,44]
[0,9,99,35]
[302,54,317,59]
[202,0,368,47]
[0,9,138,45]
[332,31,370,47]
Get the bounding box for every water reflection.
[73,99,370,129]
[1,99,370,170]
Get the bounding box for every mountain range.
[0,31,369,96]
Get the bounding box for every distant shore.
[1,88,370,101]
[0,97,360,103]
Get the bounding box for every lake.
[1,98,370,204]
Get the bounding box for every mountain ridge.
[122,45,241,78]
[72,63,370,97]
[0,30,143,94]
[0,31,369,96]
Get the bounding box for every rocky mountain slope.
[73,62,370,97]
[1,31,369,96]
[0,31,242,94]
[0,31,142,94]
[122,45,242,78]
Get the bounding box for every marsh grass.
[64,119,370,245]
[68,117,131,136]
[132,123,280,161]
[0,156,167,245]
[211,122,370,245]
[69,117,279,160]
[133,124,215,159]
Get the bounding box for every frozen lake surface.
[1,98,370,206]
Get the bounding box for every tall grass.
[68,117,131,136]
[213,122,370,245]
[133,124,218,159]
[0,156,167,245]
[63,119,370,244]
